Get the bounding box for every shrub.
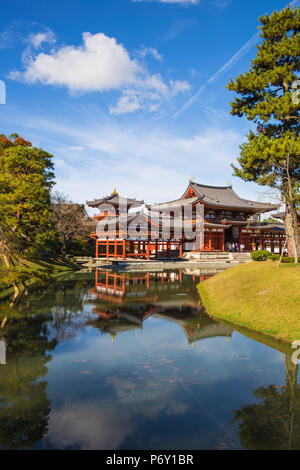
[251,250,272,261]
[270,254,298,263]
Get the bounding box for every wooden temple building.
[87,180,284,260]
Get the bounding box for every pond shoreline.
[198,261,300,345]
[0,256,81,301]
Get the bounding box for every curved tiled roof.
[86,194,144,208]
[272,210,300,220]
[183,181,280,212]
[146,196,199,212]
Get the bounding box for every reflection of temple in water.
[85,270,232,345]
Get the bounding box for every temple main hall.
[87,180,286,260]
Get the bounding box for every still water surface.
[0,269,298,450]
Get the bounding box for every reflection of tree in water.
[0,311,56,449]
[232,355,300,450]
[47,278,91,341]
[0,276,91,449]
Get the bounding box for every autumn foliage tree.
[51,192,94,257]
[227,6,300,260]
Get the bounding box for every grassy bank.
[198,261,300,344]
[0,255,80,300]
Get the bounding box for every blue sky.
[0,0,298,210]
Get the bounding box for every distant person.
[226,242,231,252]
[240,243,245,252]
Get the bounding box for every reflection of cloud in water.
[48,376,189,449]
[48,403,133,450]
[106,375,189,420]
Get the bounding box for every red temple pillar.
[179,240,183,258]
[260,232,263,250]
[146,243,150,260]
[122,274,125,295]
[106,238,109,259]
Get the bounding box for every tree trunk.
[1,253,22,300]
[284,153,299,263]
[283,354,298,450]
[285,202,299,262]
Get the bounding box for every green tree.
[262,217,279,224]
[0,134,56,259]
[227,6,300,261]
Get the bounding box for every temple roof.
[246,223,285,231]
[182,181,280,212]
[272,210,300,220]
[152,312,233,344]
[146,196,199,212]
[86,194,144,208]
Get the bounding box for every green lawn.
[198,261,300,344]
[0,255,80,299]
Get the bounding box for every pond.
[0,268,298,450]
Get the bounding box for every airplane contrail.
[173,0,299,117]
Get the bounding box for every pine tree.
[0,134,56,259]
[227,6,300,260]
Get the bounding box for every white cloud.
[9,32,190,114]
[110,78,191,115]
[138,46,163,62]
[15,111,242,204]
[27,29,56,48]
[10,32,141,92]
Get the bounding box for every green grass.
[0,255,80,299]
[198,261,300,344]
